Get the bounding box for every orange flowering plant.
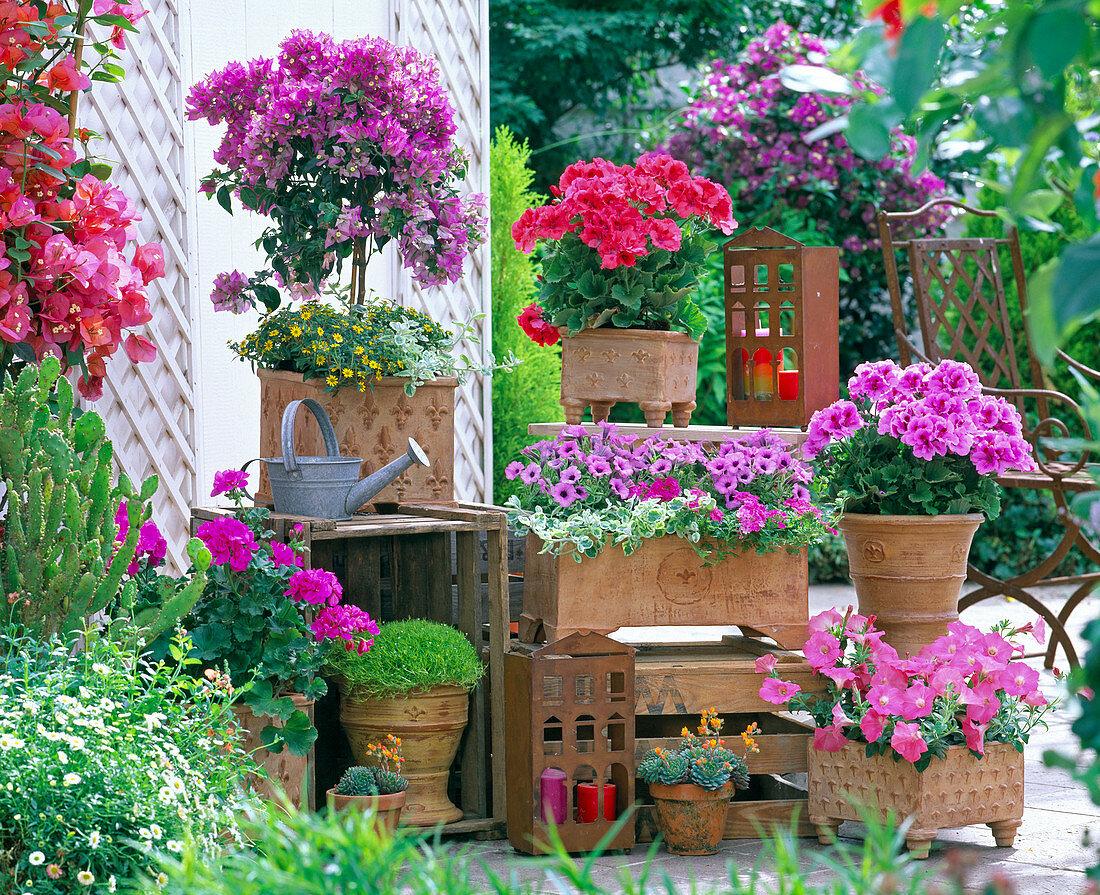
[637,709,755,791]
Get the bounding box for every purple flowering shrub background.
[805,359,1035,517]
[504,423,832,561]
[188,30,486,313]
[661,24,951,383]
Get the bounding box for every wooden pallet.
[192,503,510,837]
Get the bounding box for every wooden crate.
[191,503,510,837]
[631,636,826,840]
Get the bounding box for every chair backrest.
[878,198,1044,394]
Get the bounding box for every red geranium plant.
[0,1,162,397]
[511,154,737,345]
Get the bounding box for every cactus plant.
[688,754,733,791]
[635,711,754,793]
[334,766,381,797]
[0,358,209,642]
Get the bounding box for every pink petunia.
[804,630,842,672]
[900,682,935,720]
[860,709,887,742]
[890,720,928,763]
[813,724,849,752]
[866,682,905,715]
[754,654,779,675]
[759,677,801,705]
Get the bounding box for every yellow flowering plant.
[231,294,513,395]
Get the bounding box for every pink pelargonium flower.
[270,540,304,569]
[890,720,928,763]
[195,516,258,572]
[759,677,801,705]
[285,567,343,606]
[311,603,380,653]
[211,468,249,497]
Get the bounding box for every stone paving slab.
[456,583,1100,893]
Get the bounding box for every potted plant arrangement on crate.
[512,154,737,428]
[506,422,832,646]
[758,607,1055,858]
[638,710,755,855]
[804,358,1035,655]
[188,30,511,508]
[327,734,409,833]
[182,471,380,808]
[325,619,485,826]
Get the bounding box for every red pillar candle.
[778,369,799,401]
[576,782,617,823]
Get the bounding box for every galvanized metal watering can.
[248,398,429,520]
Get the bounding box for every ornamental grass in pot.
[758,607,1055,858]
[512,154,738,428]
[326,735,409,833]
[506,422,832,646]
[804,359,1035,656]
[325,619,485,826]
[637,710,754,855]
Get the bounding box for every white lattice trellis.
[394,0,492,502]
[81,0,196,572]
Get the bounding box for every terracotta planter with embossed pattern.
[839,513,983,658]
[560,329,699,428]
[256,368,455,510]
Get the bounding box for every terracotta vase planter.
[839,513,983,658]
[256,368,456,509]
[230,693,314,810]
[519,534,808,650]
[808,740,1024,859]
[560,328,699,428]
[648,781,735,855]
[338,684,469,826]
[325,788,407,833]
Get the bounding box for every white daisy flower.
[89,830,101,849]
[77,870,95,886]
[28,850,45,865]
[63,772,81,786]
[57,750,68,764]
[92,663,110,675]
[166,840,183,853]
[108,876,117,893]
[156,871,169,887]
[149,823,163,839]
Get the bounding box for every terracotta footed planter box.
[808,740,1024,859]
[839,513,983,658]
[519,534,808,649]
[338,683,469,827]
[560,329,699,428]
[230,693,314,810]
[257,368,456,510]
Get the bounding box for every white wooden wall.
[91,0,491,569]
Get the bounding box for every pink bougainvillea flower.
[890,720,928,763]
[759,677,801,705]
[123,332,157,363]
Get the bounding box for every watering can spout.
[345,437,431,515]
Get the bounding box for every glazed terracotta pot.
[559,328,699,428]
[325,788,406,833]
[647,781,735,855]
[519,533,808,650]
[256,368,456,509]
[338,684,469,826]
[230,692,314,810]
[808,740,1024,859]
[839,513,983,657]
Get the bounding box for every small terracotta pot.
[559,328,700,428]
[839,513,983,657]
[326,788,407,834]
[230,692,315,810]
[647,781,734,855]
[339,684,469,826]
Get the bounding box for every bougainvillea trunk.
[839,513,983,658]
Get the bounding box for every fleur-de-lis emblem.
[863,540,886,563]
[426,460,450,498]
[391,394,413,430]
[631,349,651,364]
[426,394,450,431]
[586,372,603,388]
[575,347,591,363]
[602,348,619,363]
[359,404,380,430]
[404,705,427,722]
[374,427,395,464]
[617,373,632,388]
[674,569,696,585]
[394,470,411,499]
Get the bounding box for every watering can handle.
[238,458,273,508]
[280,398,342,478]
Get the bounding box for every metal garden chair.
[878,197,1100,668]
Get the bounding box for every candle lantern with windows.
[724,227,839,428]
[504,632,636,855]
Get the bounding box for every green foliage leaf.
[891,16,945,115]
[846,98,902,159]
[216,185,233,216]
[1028,7,1089,79]
[1050,232,1100,340]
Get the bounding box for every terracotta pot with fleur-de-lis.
[256,368,457,510]
[559,329,699,428]
[337,683,469,826]
[838,513,984,658]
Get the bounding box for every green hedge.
[490,128,562,503]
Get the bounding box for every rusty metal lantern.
[505,632,636,855]
[723,227,839,428]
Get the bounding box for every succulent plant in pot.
[327,735,409,833]
[637,710,755,856]
[324,618,485,826]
